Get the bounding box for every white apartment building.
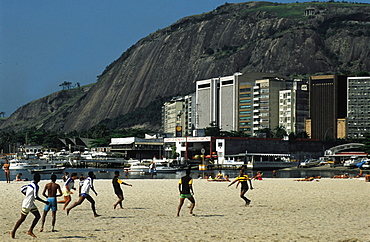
[162,94,195,137]
[195,73,244,132]
[347,76,370,138]
[279,90,295,134]
[279,79,309,135]
[253,78,286,135]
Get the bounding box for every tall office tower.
[183,93,196,136]
[238,81,254,136]
[253,78,286,136]
[307,75,347,140]
[196,73,245,132]
[347,76,370,138]
[279,79,309,135]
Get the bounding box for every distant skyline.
[1,0,369,117]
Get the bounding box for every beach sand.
[1,177,369,241]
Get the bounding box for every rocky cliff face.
[2,1,370,132]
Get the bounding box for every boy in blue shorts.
[66,171,101,217]
[40,174,62,232]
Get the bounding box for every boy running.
[228,169,254,206]
[10,173,49,238]
[40,174,62,232]
[176,169,195,217]
[66,171,101,217]
[112,170,132,209]
[58,173,78,210]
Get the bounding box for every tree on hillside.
[59,81,73,90]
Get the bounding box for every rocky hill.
[1,1,369,132]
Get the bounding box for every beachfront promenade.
[1,178,369,241]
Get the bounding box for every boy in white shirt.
[10,173,49,238]
[66,171,101,217]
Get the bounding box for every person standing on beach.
[112,170,132,209]
[176,169,195,217]
[3,159,10,183]
[228,169,254,206]
[58,173,78,210]
[10,173,49,239]
[149,161,156,178]
[66,171,101,217]
[40,174,62,232]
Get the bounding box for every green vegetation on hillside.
[240,1,369,19]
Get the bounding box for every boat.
[128,163,149,173]
[8,158,44,170]
[299,159,320,168]
[343,157,361,168]
[155,164,179,173]
[361,159,370,169]
[29,166,65,174]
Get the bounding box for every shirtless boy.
[39,174,62,232]
[10,173,49,239]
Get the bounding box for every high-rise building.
[347,76,370,138]
[253,78,286,136]
[238,81,254,136]
[307,75,347,140]
[279,79,309,135]
[162,94,195,137]
[196,73,244,132]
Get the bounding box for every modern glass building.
[347,76,370,138]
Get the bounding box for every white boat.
[9,158,64,173]
[8,158,42,170]
[29,166,65,174]
[343,157,361,168]
[155,164,179,173]
[299,159,320,168]
[128,163,149,173]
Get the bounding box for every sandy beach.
[1,177,369,241]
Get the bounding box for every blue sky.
[1,0,369,117]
